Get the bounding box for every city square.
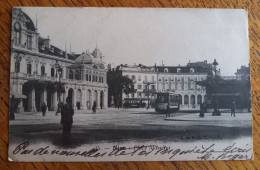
[10,108,252,148]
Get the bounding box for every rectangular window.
[101,77,104,83]
[35,64,38,74]
[14,31,20,45]
[152,76,154,81]
[86,74,88,81]
[138,92,142,98]
[27,35,32,49]
[93,75,95,82]
[138,75,141,81]
[138,84,142,89]
[27,63,32,74]
[15,62,20,73]
[151,85,155,90]
[51,68,55,77]
[41,66,45,76]
[89,75,92,82]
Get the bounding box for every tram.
[155,92,181,116]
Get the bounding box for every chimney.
[43,36,50,48]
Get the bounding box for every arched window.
[164,68,168,73]
[75,70,80,80]
[69,70,74,80]
[184,95,189,104]
[190,95,195,105]
[93,65,98,69]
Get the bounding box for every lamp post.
[212,59,221,116]
[54,60,63,115]
[143,81,155,110]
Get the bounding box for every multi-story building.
[10,8,108,113]
[121,61,212,109]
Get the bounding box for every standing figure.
[41,102,47,116]
[199,102,205,118]
[61,97,74,140]
[92,101,97,114]
[231,101,236,117]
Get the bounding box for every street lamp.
[54,60,63,115]
[212,59,221,116]
[143,81,155,110]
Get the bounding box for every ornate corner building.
[10,8,108,113]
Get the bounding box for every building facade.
[121,61,211,109]
[10,8,108,113]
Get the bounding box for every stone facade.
[121,62,210,110]
[10,8,108,113]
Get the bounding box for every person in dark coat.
[231,101,236,117]
[41,102,47,116]
[92,101,97,114]
[199,102,205,118]
[61,97,74,139]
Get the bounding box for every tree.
[107,66,136,107]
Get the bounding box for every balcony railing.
[221,76,237,80]
[10,72,108,87]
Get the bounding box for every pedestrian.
[61,97,74,141]
[41,102,47,116]
[199,102,205,118]
[92,101,97,114]
[231,101,236,117]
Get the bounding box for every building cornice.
[12,48,75,64]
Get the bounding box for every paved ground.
[9,108,253,148]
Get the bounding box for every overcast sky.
[21,7,249,76]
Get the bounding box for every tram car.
[155,92,181,116]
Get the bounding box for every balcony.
[10,72,108,87]
[143,80,156,84]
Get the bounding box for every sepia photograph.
[8,7,252,162]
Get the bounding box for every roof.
[92,48,102,58]
[38,37,77,60]
[156,66,209,73]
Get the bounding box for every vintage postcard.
[9,7,252,162]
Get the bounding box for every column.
[195,95,197,108]
[18,82,24,113]
[182,95,184,107]
[96,90,99,109]
[63,88,67,104]
[81,89,86,110]
[104,90,108,109]
[29,88,36,112]
[73,89,77,110]
[53,91,58,111]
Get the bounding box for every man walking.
[61,97,74,141]
[41,102,47,116]
[92,101,97,114]
[231,101,236,117]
